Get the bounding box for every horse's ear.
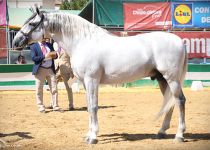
[35,4,40,15]
[29,7,34,13]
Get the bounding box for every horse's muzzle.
[13,35,29,50]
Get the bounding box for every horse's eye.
[29,22,37,26]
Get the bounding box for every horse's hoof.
[85,137,98,144]
[88,139,98,144]
[156,133,166,139]
[174,136,184,143]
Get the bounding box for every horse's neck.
[45,13,108,55]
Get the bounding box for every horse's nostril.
[13,41,18,48]
[13,37,19,47]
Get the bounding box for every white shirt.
[38,42,52,68]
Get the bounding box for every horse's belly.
[100,66,152,84]
[101,72,146,84]
[100,53,154,84]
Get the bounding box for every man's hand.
[45,51,57,59]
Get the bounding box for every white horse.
[13,7,187,144]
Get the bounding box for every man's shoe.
[69,107,74,111]
[53,106,60,111]
[46,105,53,109]
[39,107,46,113]
[39,109,46,113]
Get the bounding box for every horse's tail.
[156,44,188,119]
[180,45,188,86]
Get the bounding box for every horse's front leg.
[84,77,99,144]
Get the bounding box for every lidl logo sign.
[173,3,193,26]
[172,2,210,28]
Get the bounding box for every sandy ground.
[0,87,210,150]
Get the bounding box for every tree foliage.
[60,0,89,10]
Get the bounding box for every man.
[54,42,75,110]
[30,38,60,113]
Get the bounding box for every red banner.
[123,2,172,31]
[0,0,7,26]
[0,29,7,58]
[173,32,210,58]
[111,31,210,58]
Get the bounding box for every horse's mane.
[45,12,108,39]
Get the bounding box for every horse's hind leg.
[167,80,186,142]
[156,76,174,139]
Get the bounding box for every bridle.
[19,13,44,45]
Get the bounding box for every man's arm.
[30,44,45,63]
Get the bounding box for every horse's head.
[13,6,46,48]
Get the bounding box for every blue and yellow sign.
[172,2,210,28]
[193,2,210,28]
[172,3,193,27]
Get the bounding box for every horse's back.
[136,32,183,50]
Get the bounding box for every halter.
[20,13,44,39]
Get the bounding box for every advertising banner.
[193,2,210,28]
[124,2,172,30]
[0,0,7,26]
[173,32,210,58]
[172,2,210,28]
[112,31,210,59]
[0,29,7,58]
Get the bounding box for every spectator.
[15,55,26,64]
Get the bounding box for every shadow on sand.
[99,133,210,143]
[0,132,34,139]
[62,105,116,112]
